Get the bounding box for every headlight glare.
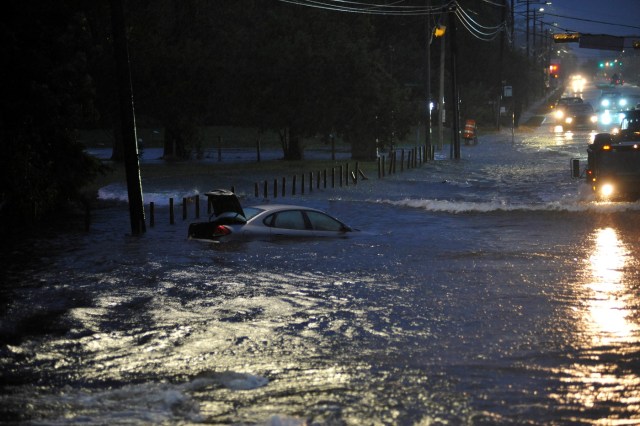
[601,183,614,197]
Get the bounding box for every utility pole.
[449,7,460,159]
[510,0,515,47]
[438,23,445,151]
[110,0,146,235]
[526,0,530,57]
[425,0,432,159]
[498,0,507,128]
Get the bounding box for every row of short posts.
[377,146,431,179]
[253,162,369,199]
[147,146,434,224]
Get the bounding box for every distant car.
[555,102,598,130]
[610,73,624,86]
[556,96,584,107]
[569,74,586,93]
[188,189,357,242]
[598,91,628,110]
[598,91,630,129]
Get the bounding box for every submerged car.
[188,189,356,242]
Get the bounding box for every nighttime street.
[2,1,640,424]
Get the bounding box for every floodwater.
[2,121,640,425]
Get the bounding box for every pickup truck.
[585,109,640,200]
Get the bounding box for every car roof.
[249,204,325,213]
[558,97,583,104]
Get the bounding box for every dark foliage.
[0,1,106,234]
[0,0,547,236]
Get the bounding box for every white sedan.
[188,191,356,242]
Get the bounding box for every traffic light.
[553,33,580,43]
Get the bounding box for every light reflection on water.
[550,227,640,421]
[586,228,637,345]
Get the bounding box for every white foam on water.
[19,371,271,424]
[376,196,640,214]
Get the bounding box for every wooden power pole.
[110,0,146,235]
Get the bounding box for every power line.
[276,0,510,43]
[543,12,640,32]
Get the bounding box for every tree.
[0,1,105,233]
[221,2,410,160]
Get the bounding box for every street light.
[533,7,544,59]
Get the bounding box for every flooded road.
[2,121,640,425]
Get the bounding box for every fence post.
[273,178,278,198]
[195,196,200,219]
[393,151,397,174]
[345,163,349,186]
[182,197,187,220]
[309,171,313,192]
[255,182,259,198]
[292,175,296,196]
[150,202,155,227]
[263,180,268,199]
[339,165,343,187]
[282,177,286,198]
[169,198,175,225]
[354,162,359,184]
[301,173,305,195]
[331,167,335,188]
[323,169,327,189]
[217,136,222,162]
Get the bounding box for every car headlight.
[565,117,573,124]
[590,115,598,123]
[619,99,627,107]
[600,183,614,198]
[601,99,610,107]
[600,112,612,125]
[555,110,564,119]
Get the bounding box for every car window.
[306,211,344,232]
[271,210,308,230]
[243,207,263,220]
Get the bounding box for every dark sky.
[542,0,640,60]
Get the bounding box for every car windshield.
[568,104,594,113]
[558,97,583,105]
